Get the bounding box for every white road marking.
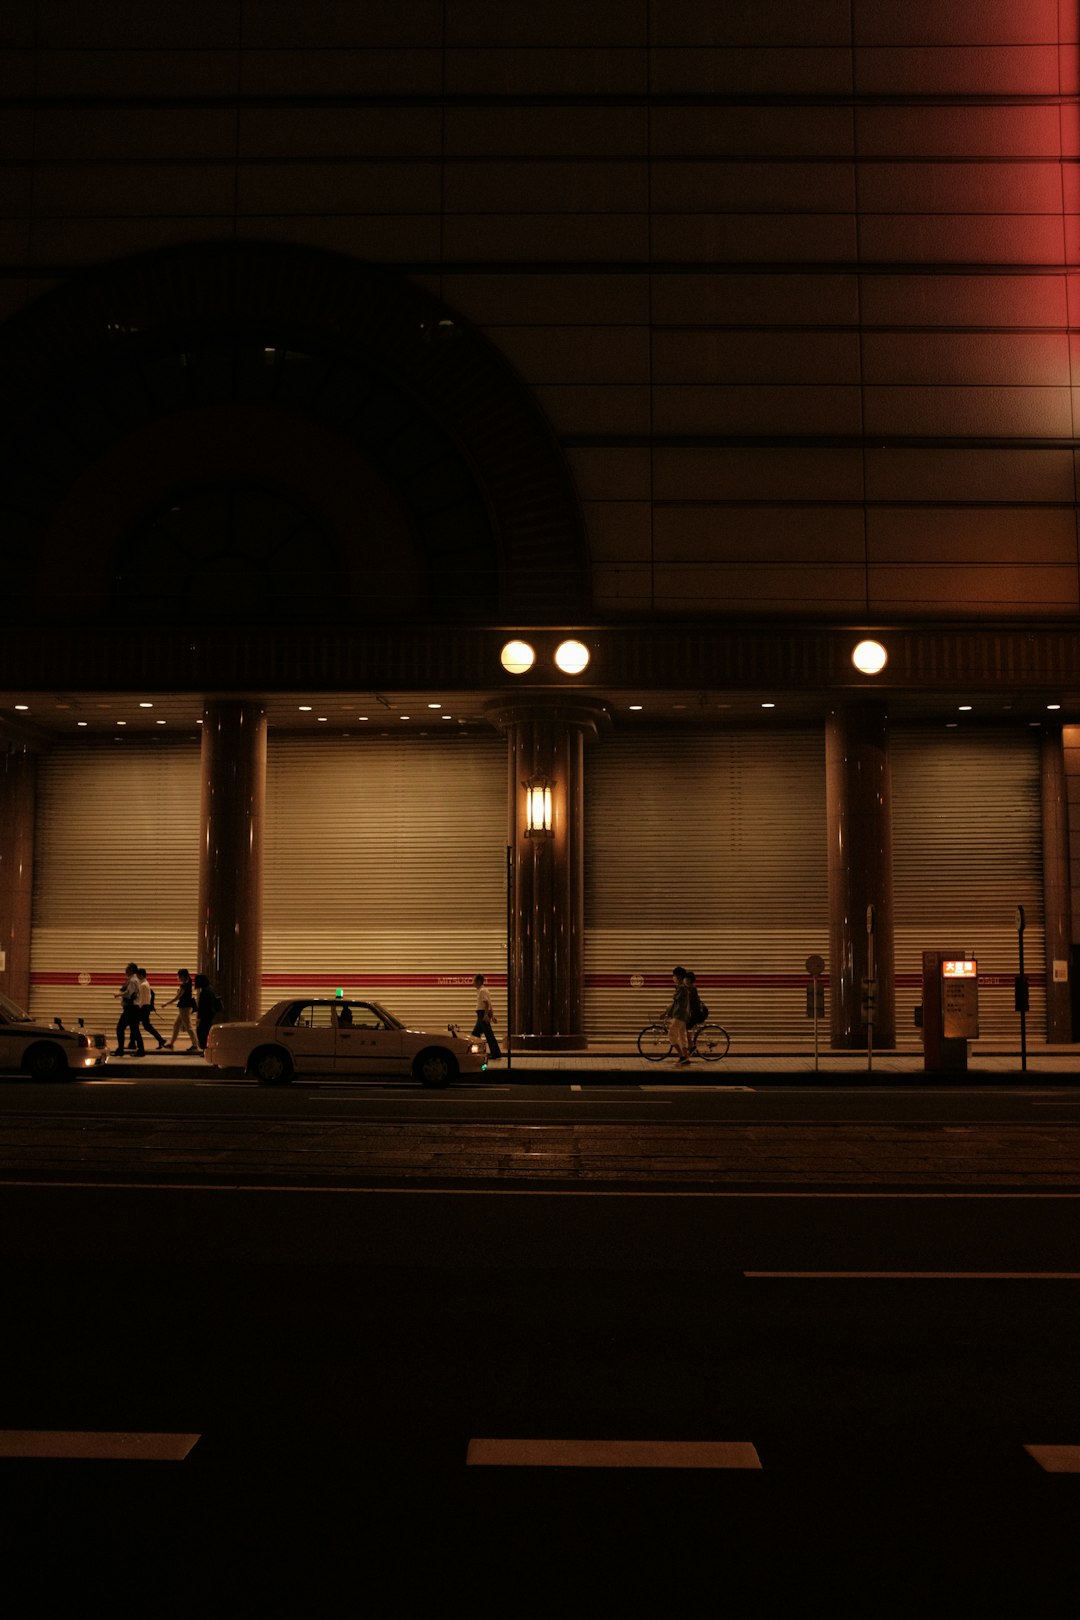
[745,1271,1080,1279]
[466,1438,761,1469]
[0,1430,200,1460]
[1024,1445,1080,1472]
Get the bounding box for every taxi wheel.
[23,1042,71,1082]
[414,1048,458,1089]
[249,1046,294,1086]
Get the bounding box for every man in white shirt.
[471,973,502,1061]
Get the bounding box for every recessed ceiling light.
[629,704,643,711]
[442,714,453,720]
[116,720,127,726]
[762,702,775,709]
[317,716,327,722]
[77,721,88,728]
[358,716,368,721]
[852,639,888,676]
[501,639,535,676]
[399,715,410,721]
[14,704,28,711]
[156,720,166,726]
[428,703,441,710]
[958,705,972,712]
[555,639,590,675]
[139,702,153,709]
[1047,703,1062,711]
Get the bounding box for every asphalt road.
[1,1075,1078,1616]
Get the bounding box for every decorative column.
[486,699,608,1049]
[198,700,266,1022]
[825,703,896,1048]
[0,746,36,1008]
[1041,725,1073,1040]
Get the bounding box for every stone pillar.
[825,703,896,1048]
[0,747,36,1008]
[1041,725,1072,1040]
[198,700,266,1022]
[486,699,608,1049]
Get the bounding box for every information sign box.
[941,959,979,1038]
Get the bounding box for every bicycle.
[637,1019,730,1062]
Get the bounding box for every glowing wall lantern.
[524,772,553,838]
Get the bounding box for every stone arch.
[0,241,589,627]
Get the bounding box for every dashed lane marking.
[466,1438,761,1469]
[1025,1445,1080,1472]
[745,1271,1080,1279]
[0,1430,200,1460]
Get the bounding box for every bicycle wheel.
[693,1024,730,1061]
[637,1023,673,1061]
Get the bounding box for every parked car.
[0,990,108,1080]
[203,997,488,1087]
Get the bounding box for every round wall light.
[500,639,535,675]
[852,639,888,676]
[555,639,590,675]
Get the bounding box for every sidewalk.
[103,1039,1080,1082]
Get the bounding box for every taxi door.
[277,1001,338,1074]
[334,1003,405,1075]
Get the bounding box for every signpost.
[864,905,876,1074]
[1015,904,1027,1075]
[805,954,825,1073]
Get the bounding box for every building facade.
[0,2,1078,1049]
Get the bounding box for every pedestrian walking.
[664,965,691,1066]
[136,968,167,1049]
[162,968,199,1051]
[471,973,502,1061]
[193,973,223,1052]
[113,962,145,1056]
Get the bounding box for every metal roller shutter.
[584,729,828,1041]
[891,728,1044,1039]
[263,734,506,1030]
[30,743,201,1029]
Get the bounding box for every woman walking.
[162,968,199,1051]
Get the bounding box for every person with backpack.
[663,965,692,1067]
[193,973,224,1052]
[685,970,709,1053]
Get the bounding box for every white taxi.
[204,996,488,1087]
[0,990,109,1080]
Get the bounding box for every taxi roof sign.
[942,960,977,977]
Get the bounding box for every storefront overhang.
[2,618,1079,741]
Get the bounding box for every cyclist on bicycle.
[685,970,707,1053]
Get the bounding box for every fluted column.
[487,699,608,1049]
[198,700,266,1022]
[0,747,36,1008]
[1041,725,1073,1040]
[825,703,896,1048]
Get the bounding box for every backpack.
[698,1000,709,1021]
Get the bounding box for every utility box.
[921,951,978,1072]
